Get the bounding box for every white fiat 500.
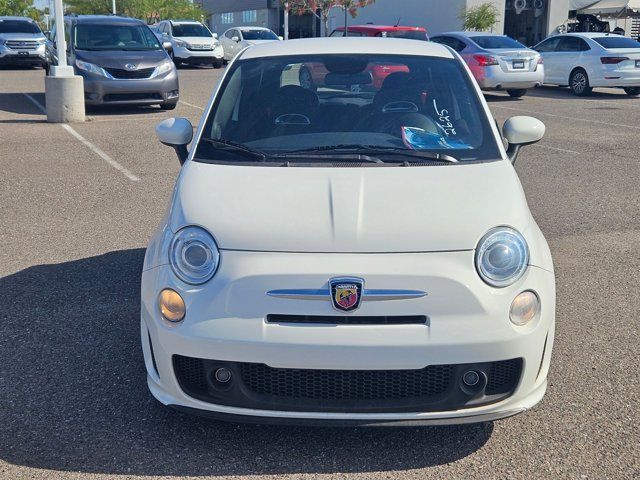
[143,38,555,426]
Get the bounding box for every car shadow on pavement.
[0,92,46,116]
[0,250,493,476]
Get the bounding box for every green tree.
[459,2,499,32]
[63,0,205,23]
[0,0,43,22]
[283,0,374,37]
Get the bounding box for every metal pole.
[112,0,116,15]
[283,3,289,40]
[344,6,348,37]
[53,0,67,69]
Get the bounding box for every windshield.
[74,24,161,51]
[172,23,212,38]
[380,30,428,40]
[242,29,278,40]
[472,36,525,49]
[593,36,640,49]
[196,54,501,164]
[0,20,41,34]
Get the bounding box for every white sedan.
[145,37,555,425]
[533,32,640,96]
[219,26,281,61]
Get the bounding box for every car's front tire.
[624,87,640,96]
[569,68,592,96]
[213,58,223,69]
[507,89,527,98]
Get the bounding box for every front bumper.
[474,65,544,90]
[0,44,46,65]
[173,44,223,63]
[80,69,179,105]
[141,250,555,424]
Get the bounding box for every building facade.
[202,0,640,44]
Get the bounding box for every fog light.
[510,290,540,326]
[158,288,185,322]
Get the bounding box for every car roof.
[240,37,453,60]
[66,15,144,25]
[333,25,426,32]
[169,19,202,24]
[562,32,623,38]
[0,16,37,22]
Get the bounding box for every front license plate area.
[18,51,29,56]
[513,60,525,69]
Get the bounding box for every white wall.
[327,0,506,36]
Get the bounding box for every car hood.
[245,39,278,46]
[169,159,533,253]
[75,49,167,68]
[0,32,45,41]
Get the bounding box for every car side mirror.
[231,36,239,42]
[162,32,168,37]
[278,35,284,40]
[212,33,218,39]
[502,116,545,164]
[156,117,193,165]
[162,41,172,51]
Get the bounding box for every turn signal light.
[473,54,499,66]
[509,290,540,326]
[158,288,186,322]
[600,56,629,64]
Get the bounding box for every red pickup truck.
[299,25,429,90]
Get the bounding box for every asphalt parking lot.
[0,64,638,480]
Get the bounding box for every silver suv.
[0,16,49,70]
[156,20,223,68]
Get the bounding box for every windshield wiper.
[200,138,268,161]
[273,152,384,164]
[282,145,458,163]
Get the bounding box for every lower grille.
[104,67,155,79]
[173,355,523,413]
[486,358,522,394]
[102,93,162,102]
[266,314,427,325]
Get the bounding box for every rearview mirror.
[156,117,193,165]
[502,116,545,164]
[231,36,239,42]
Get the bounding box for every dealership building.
[202,1,640,45]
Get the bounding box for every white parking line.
[179,100,204,110]
[23,93,140,182]
[491,103,640,130]
[533,144,580,155]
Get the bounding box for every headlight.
[0,39,6,46]
[475,227,529,287]
[169,226,220,285]
[75,59,110,78]
[174,39,189,48]
[152,60,174,77]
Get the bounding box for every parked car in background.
[48,15,179,109]
[300,25,428,91]
[0,16,49,70]
[532,32,640,96]
[431,32,543,98]
[148,37,554,426]
[329,24,429,40]
[219,26,281,61]
[155,20,223,68]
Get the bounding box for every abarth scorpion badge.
[329,277,363,312]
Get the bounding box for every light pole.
[112,0,116,15]
[344,5,348,37]
[283,2,289,40]
[45,0,85,122]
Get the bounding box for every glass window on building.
[221,13,234,25]
[242,10,257,23]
